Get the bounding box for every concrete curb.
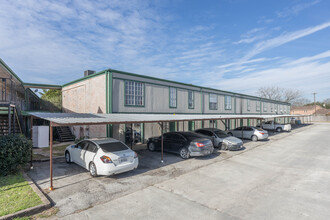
[33,156,64,162]
[0,173,52,220]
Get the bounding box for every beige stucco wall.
[62,74,107,138]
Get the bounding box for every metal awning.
[28,112,309,191]
[28,112,298,126]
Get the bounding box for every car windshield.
[214,130,229,138]
[253,127,264,131]
[99,142,129,152]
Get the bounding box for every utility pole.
[312,92,317,115]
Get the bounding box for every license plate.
[120,157,128,163]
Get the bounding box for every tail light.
[134,152,138,158]
[195,142,205,147]
[259,132,264,135]
[100,155,112,163]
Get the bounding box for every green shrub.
[0,135,32,176]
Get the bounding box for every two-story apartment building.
[62,69,291,143]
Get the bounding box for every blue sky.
[0,0,329,101]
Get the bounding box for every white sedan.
[228,126,268,142]
[65,138,138,177]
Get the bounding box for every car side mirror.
[71,145,75,148]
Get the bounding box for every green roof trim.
[62,70,108,87]
[0,58,24,84]
[23,83,62,89]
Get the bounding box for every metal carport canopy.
[28,112,296,126]
[28,112,302,191]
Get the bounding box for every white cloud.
[233,28,266,44]
[217,57,279,69]
[276,0,320,18]
[205,51,330,101]
[0,0,169,83]
[243,21,330,60]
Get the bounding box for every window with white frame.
[256,102,261,111]
[247,99,251,111]
[225,95,232,110]
[169,87,177,108]
[271,103,273,112]
[188,90,194,109]
[263,103,267,112]
[209,94,218,110]
[125,81,144,106]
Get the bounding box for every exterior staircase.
[55,126,75,142]
[0,114,21,136]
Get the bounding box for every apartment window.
[247,99,251,111]
[209,94,218,110]
[188,90,194,109]
[125,81,144,106]
[263,103,267,112]
[225,96,232,110]
[271,104,273,112]
[256,102,261,112]
[169,87,177,108]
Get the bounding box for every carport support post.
[131,123,133,149]
[241,120,243,137]
[30,116,34,169]
[161,122,164,163]
[49,122,54,191]
[220,119,227,131]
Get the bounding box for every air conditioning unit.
[84,70,96,77]
[32,126,49,148]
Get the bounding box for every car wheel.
[89,162,98,177]
[179,147,190,159]
[65,151,71,163]
[218,142,227,150]
[251,135,258,142]
[228,132,233,136]
[148,142,155,151]
[276,127,282,132]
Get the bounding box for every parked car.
[125,128,142,143]
[194,128,243,151]
[261,121,291,132]
[227,126,268,142]
[65,138,138,177]
[147,132,214,159]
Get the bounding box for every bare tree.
[282,89,302,103]
[257,86,282,100]
[257,86,302,104]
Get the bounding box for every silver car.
[195,128,243,150]
[227,126,268,142]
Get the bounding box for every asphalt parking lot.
[28,123,330,219]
